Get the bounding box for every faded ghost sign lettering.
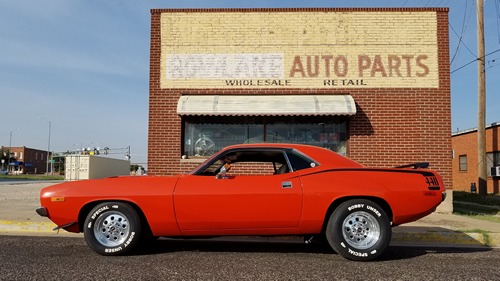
[289,55,349,78]
[164,53,435,88]
[289,55,429,78]
[160,11,440,89]
[166,54,284,79]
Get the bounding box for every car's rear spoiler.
[396,162,429,169]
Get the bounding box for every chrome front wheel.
[93,211,130,247]
[84,202,142,255]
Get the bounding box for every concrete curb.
[0,220,498,248]
[391,232,500,247]
[0,220,56,233]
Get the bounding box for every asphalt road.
[0,235,498,280]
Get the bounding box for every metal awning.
[176,95,356,116]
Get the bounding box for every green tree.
[130,164,139,172]
[1,147,10,170]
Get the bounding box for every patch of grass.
[453,191,500,223]
[452,213,500,224]
[453,201,500,216]
[453,191,500,206]
[0,174,63,181]
[459,228,490,233]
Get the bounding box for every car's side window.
[196,149,293,176]
[286,150,318,171]
[196,159,224,176]
[227,161,277,176]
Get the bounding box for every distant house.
[452,122,500,194]
[0,146,51,174]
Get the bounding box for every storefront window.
[184,123,262,156]
[266,123,347,155]
[183,116,347,157]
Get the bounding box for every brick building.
[1,146,50,174]
[148,8,452,198]
[452,122,500,194]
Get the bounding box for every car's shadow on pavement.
[134,237,494,261]
[137,237,333,255]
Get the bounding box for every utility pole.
[38,117,52,176]
[477,0,487,196]
[9,128,20,147]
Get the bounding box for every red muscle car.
[36,143,446,261]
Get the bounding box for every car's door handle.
[282,181,292,188]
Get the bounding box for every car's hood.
[40,175,182,199]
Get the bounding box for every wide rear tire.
[326,199,391,261]
[84,202,142,255]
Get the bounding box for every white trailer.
[65,155,130,181]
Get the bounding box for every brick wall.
[1,146,48,174]
[149,8,452,190]
[452,125,500,193]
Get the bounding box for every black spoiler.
[396,162,429,169]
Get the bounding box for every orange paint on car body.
[38,143,445,238]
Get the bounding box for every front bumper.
[36,207,48,217]
[35,206,78,231]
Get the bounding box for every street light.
[38,117,51,176]
[9,128,20,147]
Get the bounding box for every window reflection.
[183,117,347,157]
[266,123,346,155]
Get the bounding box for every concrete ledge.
[0,220,57,233]
[392,231,500,247]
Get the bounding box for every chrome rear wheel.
[342,211,381,250]
[326,199,391,261]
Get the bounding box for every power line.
[451,48,500,74]
[450,0,474,66]
[449,23,476,59]
[452,0,477,66]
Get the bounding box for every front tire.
[326,199,391,261]
[84,202,142,255]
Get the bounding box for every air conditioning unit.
[491,166,500,177]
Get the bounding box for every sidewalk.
[1,181,499,247]
[392,213,500,247]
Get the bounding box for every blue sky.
[1,0,499,166]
